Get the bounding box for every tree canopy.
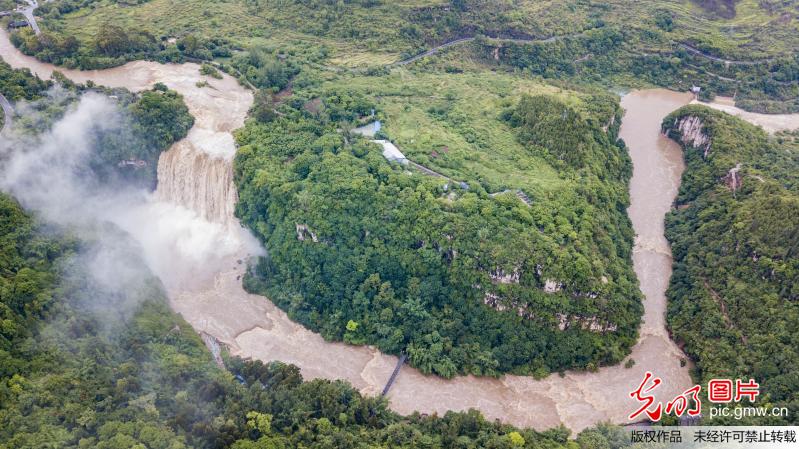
[233,88,642,378]
[663,106,799,424]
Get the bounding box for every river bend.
[3,31,796,431]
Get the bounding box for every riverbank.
[0,31,699,431]
[691,96,799,134]
[4,26,797,432]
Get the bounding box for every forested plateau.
[234,75,642,378]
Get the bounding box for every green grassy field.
[44,0,799,69]
[321,70,587,196]
[51,0,437,63]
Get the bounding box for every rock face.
[673,115,711,158]
[556,313,618,333]
[602,114,616,132]
[544,279,563,293]
[723,163,743,192]
[489,267,520,284]
[295,223,319,242]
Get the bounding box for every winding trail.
[0,92,12,134]
[392,34,790,69]
[395,37,476,66]
[676,42,780,66]
[4,26,799,432]
[394,34,577,66]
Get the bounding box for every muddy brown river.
[3,31,797,432]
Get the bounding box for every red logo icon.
[629,373,759,421]
[708,379,733,403]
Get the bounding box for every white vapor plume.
[2,93,126,223]
[0,91,261,301]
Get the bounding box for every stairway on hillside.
[515,190,532,206]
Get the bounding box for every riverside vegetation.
[5,0,799,112]
[663,106,799,424]
[234,72,642,378]
[0,65,632,449]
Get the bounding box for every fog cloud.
[0,90,261,314]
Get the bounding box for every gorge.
[1,29,797,433]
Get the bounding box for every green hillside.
[0,192,628,449]
[663,106,799,423]
[234,70,642,378]
[10,0,798,111]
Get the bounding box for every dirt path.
[677,42,779,66]
[0,92,12,134]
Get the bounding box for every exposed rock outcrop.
[490,267,520,284]
[544,279,563,293]
[602,114,616,133]
[723,163,742,192]
[672,115,711,158]
[556,313,618,333]
[295,223,319,242]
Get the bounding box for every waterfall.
[155,136,237,226]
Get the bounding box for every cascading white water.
[155,137,237,225]
[5,28,798,432]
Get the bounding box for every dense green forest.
[92,83,194,188]
[0,62,193,189]
[0,61,52,101]
[0,192,631,449]
[234,81,642,378]
[663,106,799,423]
[0,74,635,447]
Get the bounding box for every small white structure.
[373,139,409,165]
[352,121,408,165]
